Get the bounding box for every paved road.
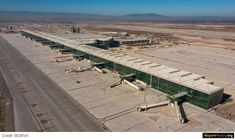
[0,35,106,131]
[0,71,14,131]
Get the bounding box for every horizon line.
[0,10,235,17]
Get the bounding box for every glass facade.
[23,31,222,110]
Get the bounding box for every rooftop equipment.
[21,30,224,110]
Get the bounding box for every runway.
[0,35,106,131]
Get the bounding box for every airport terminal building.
[21,30,224,110]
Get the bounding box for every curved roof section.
[22,29,223,94]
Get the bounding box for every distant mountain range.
[1,11,235,23]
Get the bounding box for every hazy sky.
[0,0,234,16]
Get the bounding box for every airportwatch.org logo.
[203,133,234,138]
